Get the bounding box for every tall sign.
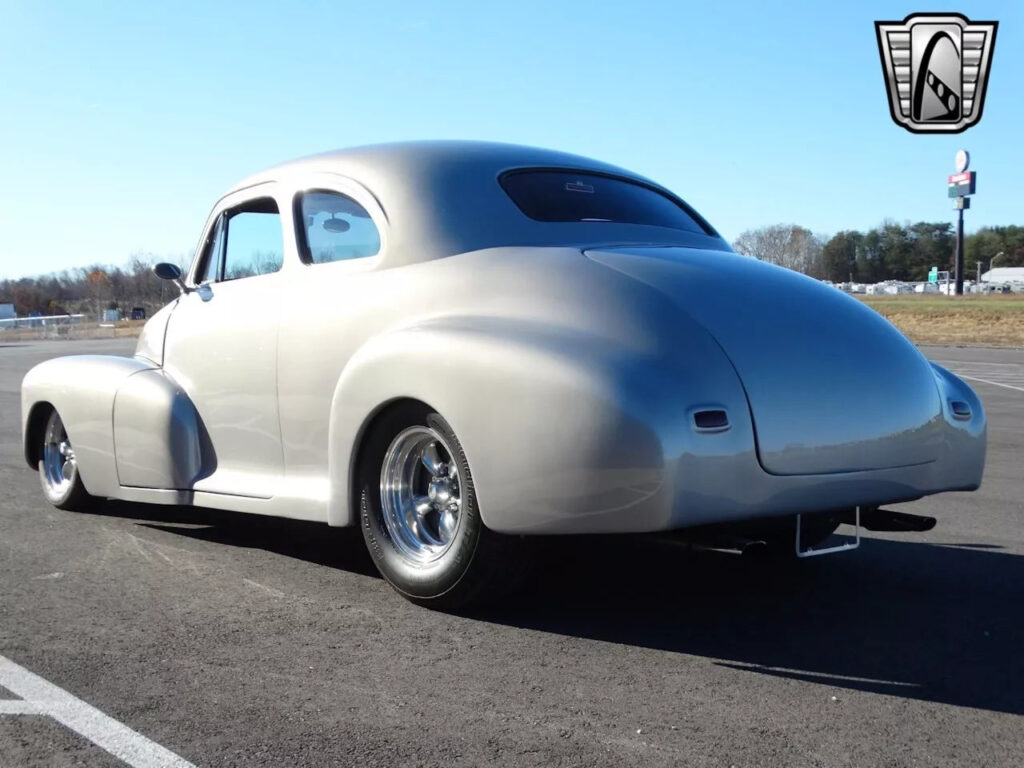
[950,149,975,295]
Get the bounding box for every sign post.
[950,150,975,296]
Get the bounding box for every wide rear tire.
[358,403,514,610]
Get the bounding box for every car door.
[162,184,287,498]
[275,178,388,493]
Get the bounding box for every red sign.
[947,170,977,198]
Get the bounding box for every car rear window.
[500,170,709,234]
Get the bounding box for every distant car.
[21,141,986,608]
[130,307,146,320]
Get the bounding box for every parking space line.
[0,654,196,768]
[0,699,41,714]
[956,375,1024,394]
[930,360,1024,394]
[932,360,1021,367]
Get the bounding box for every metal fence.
[0,314,142,342]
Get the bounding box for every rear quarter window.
[500,170,710,234]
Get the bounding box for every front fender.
[22,355,157,497]
[326,315,752,533]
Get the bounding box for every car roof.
[229,141,652,193]
[227,141,726,265]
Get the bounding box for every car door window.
[222,199,285,281]
[296,191,380,264]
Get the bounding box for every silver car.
[21,141,986,608]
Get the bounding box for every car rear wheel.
[38,408,96,511]
[359,403,512,610]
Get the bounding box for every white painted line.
[957,374,1024,394]
[933,360,1023,368]
[0,699,41,714]
[0,655,196,768]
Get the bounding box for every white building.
[0,303,15,321]
[980,267,1024,285]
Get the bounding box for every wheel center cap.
[427,478,451,505]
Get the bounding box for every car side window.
[296,191,380,264]
[222,198,285,281]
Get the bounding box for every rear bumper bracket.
[796,506,861,558]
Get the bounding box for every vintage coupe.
[22,141,986,607]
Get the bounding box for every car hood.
[585,246,945,476]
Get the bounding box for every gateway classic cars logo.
[875,13,998,133]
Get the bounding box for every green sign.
[928,267,939,283]
[948,171,977,198]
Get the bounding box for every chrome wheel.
[41,409,77,497]
[380,426,463,565]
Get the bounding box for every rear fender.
[326,317,750,532]
[929,362,987,489]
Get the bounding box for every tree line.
[731,223,1024,284]
[3,223,1023,318]
[0,253,189,319]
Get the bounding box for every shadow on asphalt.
[97,500,1022,716]
[99,500,379,578]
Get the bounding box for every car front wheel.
[38,408,96,511]
[359,403,511,609]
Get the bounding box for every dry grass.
[859,294,1024,347]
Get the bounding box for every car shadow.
[93,500,1022,716]
[479,534,1024,716]
[96,500,378,577]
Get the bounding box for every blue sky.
[0,0,1019,279]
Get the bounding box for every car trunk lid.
[586,246,944,476]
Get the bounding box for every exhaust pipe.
[842,507,936,532]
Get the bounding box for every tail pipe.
[842,507,937,532]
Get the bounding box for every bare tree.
[732,224,825,276]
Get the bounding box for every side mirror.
[152,262,191,294]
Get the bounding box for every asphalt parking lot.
[1,339,1022,767]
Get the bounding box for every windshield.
[500,170,711,234]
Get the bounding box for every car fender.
[326,315,753,533]
[22,355,157,497]
[110,368,207,490]
[23,355,206,497]
[929,362,987,487]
